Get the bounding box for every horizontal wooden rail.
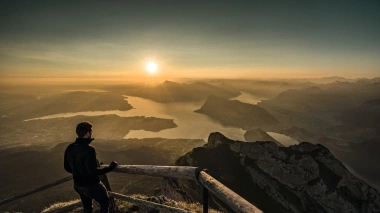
[102,165,199,181]
[0,176,73,206]
[198,171,262,213]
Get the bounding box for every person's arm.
[85,148,117,175]
[64,147,72,173]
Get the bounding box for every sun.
[146,61,158,74]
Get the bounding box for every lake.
[25,94,298,145]
[230,92,266,105]
[267,132,299,146]
[25,96,246,141]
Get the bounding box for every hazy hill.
[304,76,352,84]
[258,81,380,141]
[195,95,278,129]
[355,77,380,84]
[260,86,346,114]
[201,79,309,99]
[260,81,380,115]
[0,93,38,111]
[331,139,380,187]
[125,80,240,103]
[338,98,380,128]
[163,132,380,213]
[0,91,132,121]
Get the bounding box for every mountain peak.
[205,132,235,148]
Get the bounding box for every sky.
[0,0,379,82]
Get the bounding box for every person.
[64,121,118,213]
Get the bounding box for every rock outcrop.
[162,132,380,213]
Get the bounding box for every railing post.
[202,169,209,213]
[203,186,209,213]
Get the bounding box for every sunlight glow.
[146,61,158,74]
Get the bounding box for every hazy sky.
[1,0,379,80]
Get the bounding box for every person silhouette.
[64,121,117,213]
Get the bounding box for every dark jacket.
[64,138,110,187]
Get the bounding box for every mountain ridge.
[163,132,380,213]
[125,81,240,103]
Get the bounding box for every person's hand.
[109,161,118,171]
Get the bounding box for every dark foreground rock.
[162,132,380,213]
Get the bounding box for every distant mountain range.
[302,76,354,84]
[125,81,240,102]
[163,132,380,213]
[259,86,352,114]
[258,81,380,138]
[355,77,380,84]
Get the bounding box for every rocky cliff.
[162,132,380,213]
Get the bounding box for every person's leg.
[79,194,93,213]
[88,183,110,213]
[74,185,93,213]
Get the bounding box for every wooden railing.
[0,165,262,213]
